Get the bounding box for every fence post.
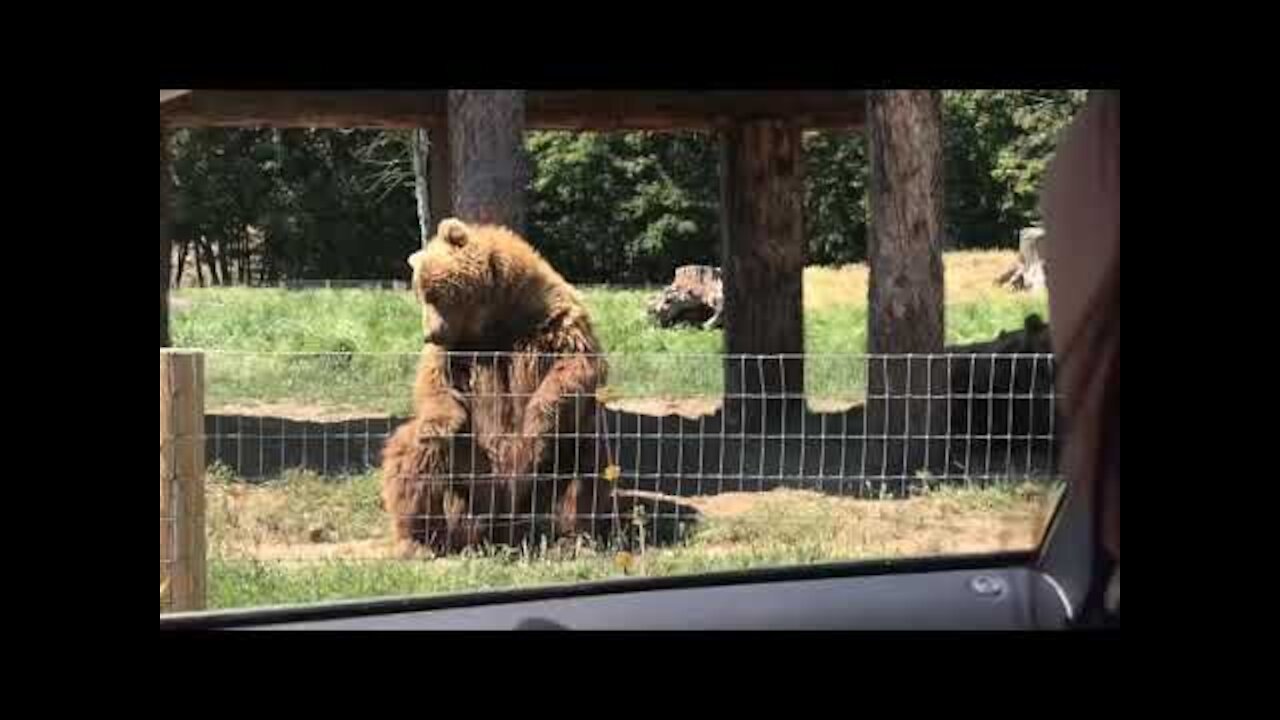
[160,349,206,613]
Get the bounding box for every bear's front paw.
[417,390,467,438]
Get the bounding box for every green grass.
[207,547,844,610]
[172,280,1047,415]
[203,464,1060,610]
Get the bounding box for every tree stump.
[647,265,724,330]
[996,227,1048,292]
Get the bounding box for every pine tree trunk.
[865,90,947,490]
[448,90,528,233]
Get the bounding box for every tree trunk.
[411,128,432,239]
[216,240,231,286]
[259,255,269,285]
[865,90,947,489]
[160,125,172,348]
[719,120,806,428]
[448,90,528,233]
[194,236,209,287]
[199,237,220,286]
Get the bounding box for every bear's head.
[408,217,576,350]
[407,218,502,346]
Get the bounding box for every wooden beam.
[161,91,867,131]
[720,119,806,425]
[162,91,446,129]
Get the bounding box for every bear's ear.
[439,218,469,247]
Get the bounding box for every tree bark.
[865,90,947,488]
[719,120,806,427]
[448,90,528,233]
[160,125,172,348]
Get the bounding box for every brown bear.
[380,217,621,554]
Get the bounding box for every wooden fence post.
[160,349,206,613]
[719,119,805,426]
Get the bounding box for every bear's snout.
[420,302,451,345]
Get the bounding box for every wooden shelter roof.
[159,90,867,131]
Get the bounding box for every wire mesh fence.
[190,350,1061,556]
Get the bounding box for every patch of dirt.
[209,401,393,423]
[688,492,769,517]
[804,398,860,413]
[608,397,722,418]
[687,488,1049,555]
[608,397,860,417]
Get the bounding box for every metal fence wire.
[192,350,1061,554]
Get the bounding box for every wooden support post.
[428,121,453,229]
[719,119,806,426]
[160,349,206,613]
[448,90,528,233]
[160,125,172,348]
[865,90,947,489]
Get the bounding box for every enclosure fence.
[161,348,1061,612]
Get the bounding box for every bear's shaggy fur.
[380,218,618,554]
